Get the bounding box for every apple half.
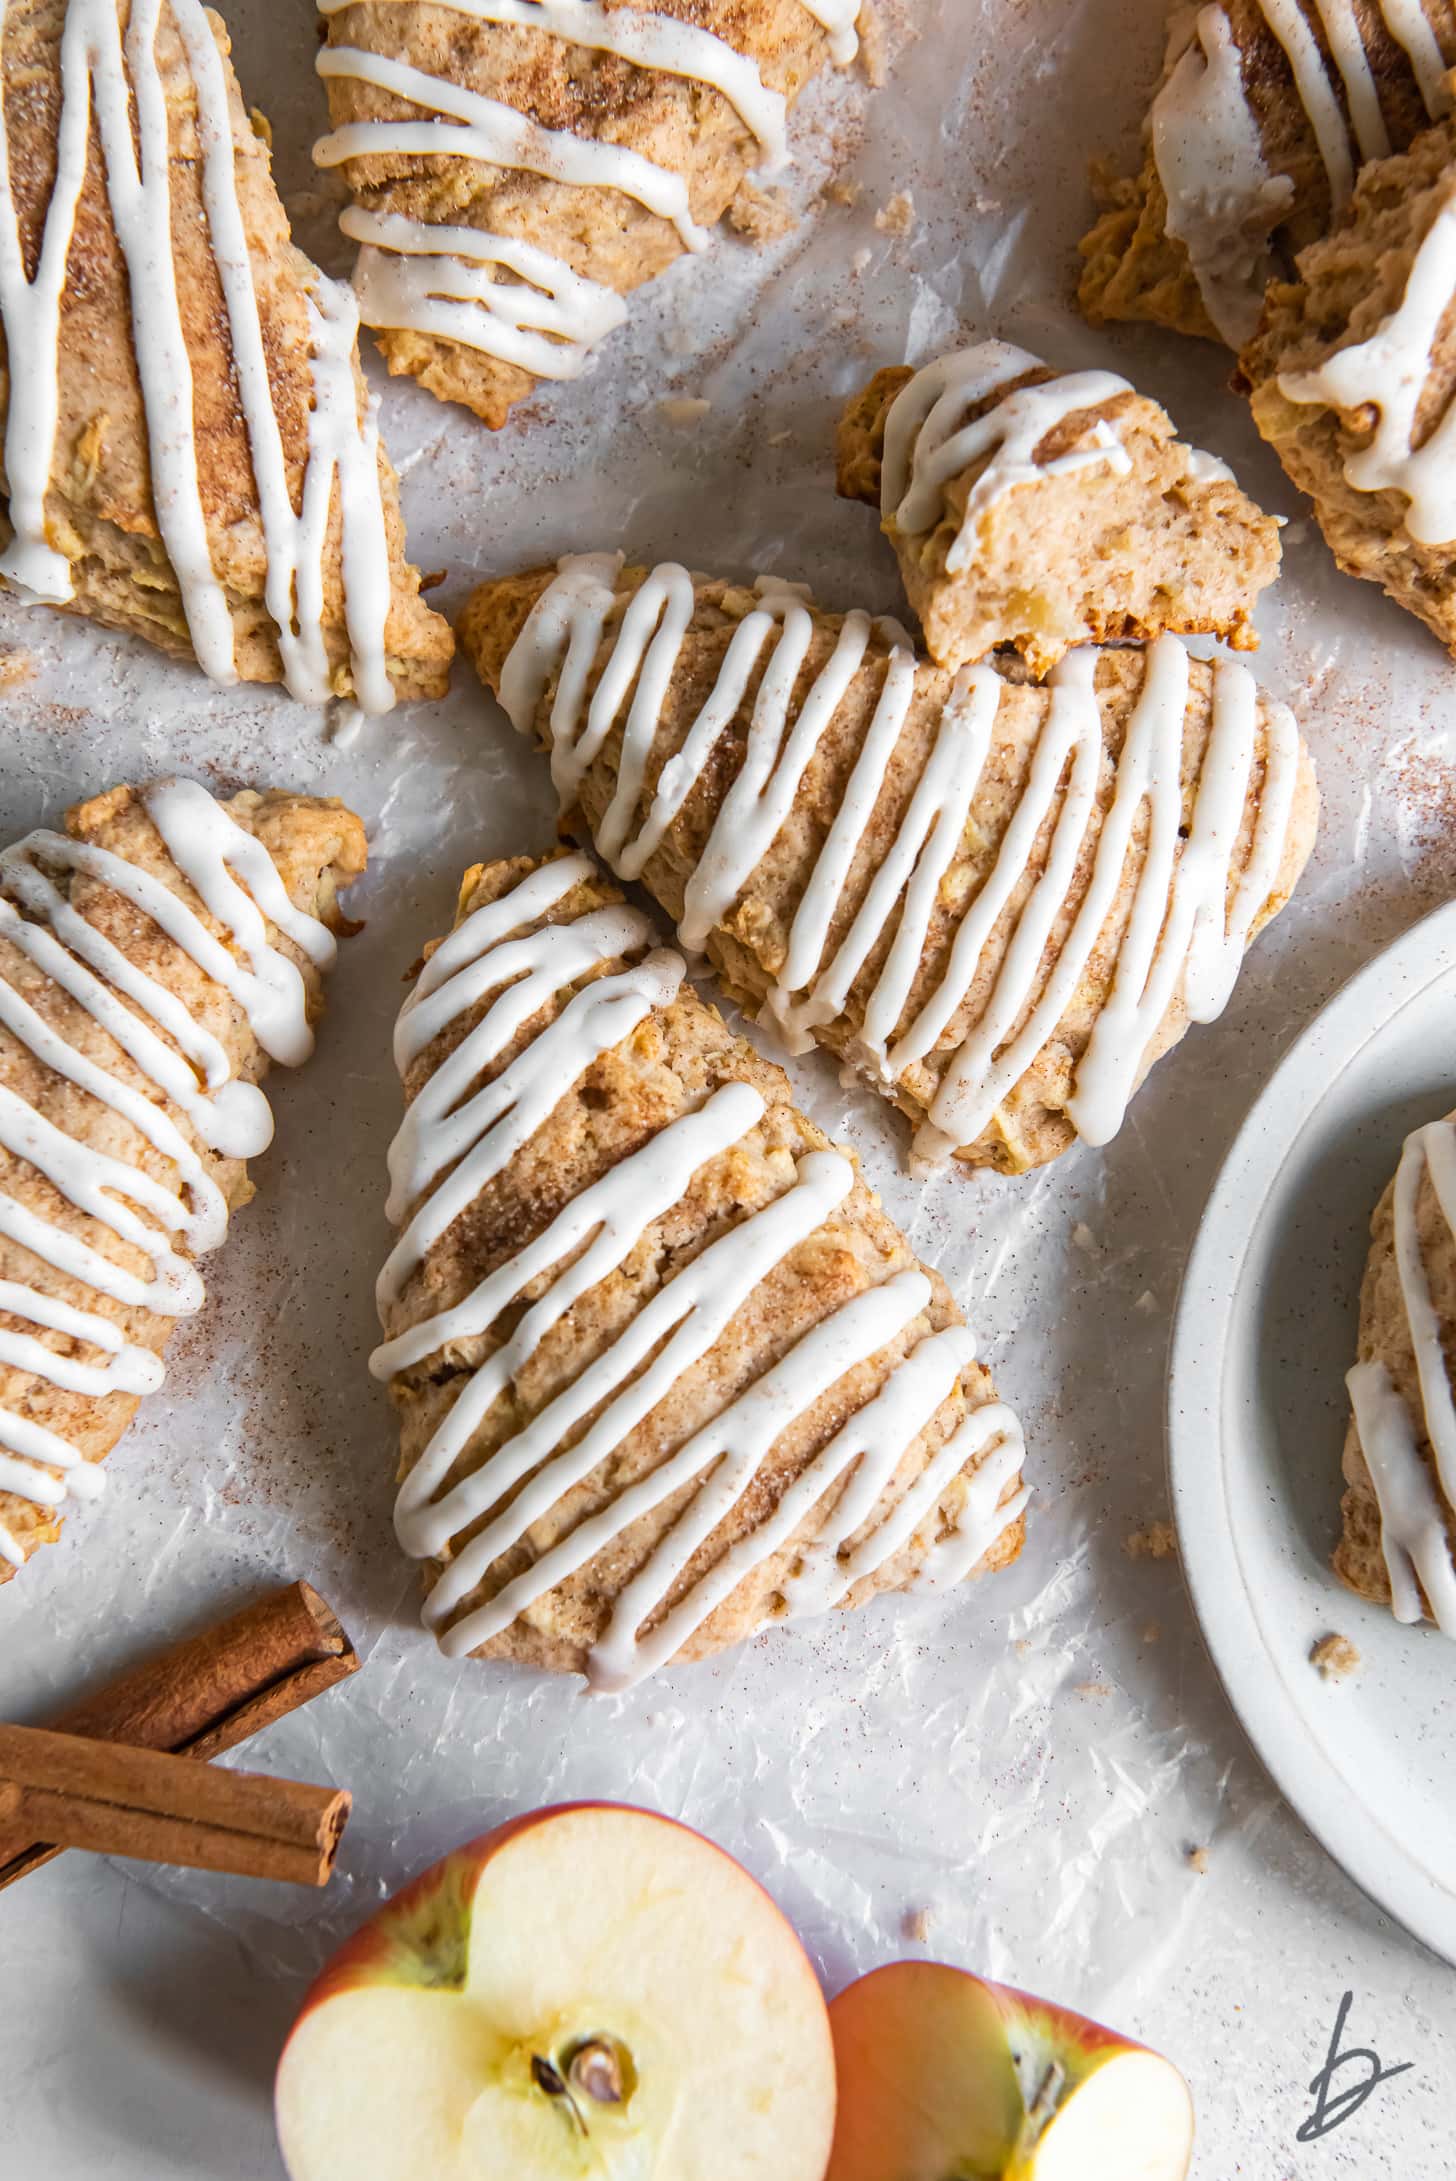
[275,1802,837,2181]
[825,1961,1194,2181]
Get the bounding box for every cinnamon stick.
[0,1724,350,1887]
[0,1579,359,1889]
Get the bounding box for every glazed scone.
[1079,0,1456,348]
[837,341,1281,676]
[373,850,1027,1684]
[459,556,1319,1175]
[1339,1112,1456,1635]
[0,780,366,1578]
[313,0,863,428]
[1240,108,1456,654]
[0,0,452,710]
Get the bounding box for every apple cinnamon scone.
[1339,1111,1456,1636]
[459,557,1319,1175]
[836,341,1282,676]
[373,849,1028,1685]
[0,0,452,710]
[1239,107,1456,654]
[0,779,365,1579]
[312,0,863,428]
[1078,0,1456,349]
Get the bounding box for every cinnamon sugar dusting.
[1389,739,1456,843]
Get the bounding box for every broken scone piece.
[314,0,864,428]
[1339,1111,1456,1637]
[0,779,365,1578]
[1079,0,1456,348]
[0,0,451,709]
[1241,105,1456,655]
[460,555,1318,1175]
[374,850,1027,1684]
[836,341,1281,675]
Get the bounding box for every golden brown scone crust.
[1241,113,1456,654]
[1336,1127,1456,1617]
[381,852,1024,1677]
[837,360,1282,674]
[459,566,1319,1176]
[0,0,452,701]
[0,783,366,1577]
[319,0,849,426]
[1078,0,1456,343]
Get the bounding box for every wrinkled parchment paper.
[3,3,1454,2174]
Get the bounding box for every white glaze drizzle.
[1278,190,1456,544]
[315,45,713,250]
[879,342,1135,562]
[1185,445,1237,483]
[1149,0,1453,345]
[1260,0,1359,205]
[374,859,1024,1685]
[313,0,856,377]
[798,0,861,65]
[767,658,993,1059]
[0,781,336,1568]
[1347,1116,1456,1633]
[1314,0,1395,158]
[342,207,629,381]
[1348,1362,1456,1629]
[1151,5,1296,345]
[0,0,394,711]
[377,883,679,1307]
[1381,0,1454,110]
[323,0,796,166]
[498,561,1303,1164]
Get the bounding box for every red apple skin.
[825,1960,1193,2181]
[287,1808,541,2021]
[832,1959,1168,2072]
[283,1800,831,2060]
[985,1977,1154,2067]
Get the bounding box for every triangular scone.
[0,779,365,1578]
[1240,109,1456,656]
[837,341,1281,676]
[460,557,1320,1175]
[313,0,863,428]
[0,0,452,710]
[1339,1112,1456,1637]
[374,850,1027,1685]
[1078,0,1456,348]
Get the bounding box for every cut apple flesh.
[1024,2047,1195,2181]
[276,1805,836,2181]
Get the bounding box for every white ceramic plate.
[1169,902,1456,1965]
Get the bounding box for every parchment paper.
[2,2,1454,2174]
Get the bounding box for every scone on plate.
[0,781,366,1579]
[1339,1111,1456,1636]
[313,0,864,428]
[0,0,452,711]
[373,850,1027,1685]
[1079,0,1456,348]
[459,556,1319,1175]
[1240,105,1456,656]
[836,340,1281,676]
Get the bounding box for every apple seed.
[567,2037,629,2106]
[530,2055,577,2114]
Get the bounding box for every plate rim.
[1167,897,1456,1967]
